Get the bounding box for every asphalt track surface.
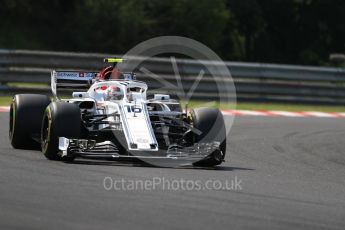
[0,113,345,230]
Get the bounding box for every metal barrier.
[1,49,345,104]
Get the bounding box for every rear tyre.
[9,94,51,149]
[191,108,226,167]
[41,102,82,161]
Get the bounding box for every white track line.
[301,111,340,118]
[334,112,345,117]
[224,110,269,116]
[0,106,9,112]
[267,111,305,117]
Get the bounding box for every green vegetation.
[7,82,48,88]
[0,97,12,106]
[1,0,345,66]
[184,101,345,112]
[0,96,344,112]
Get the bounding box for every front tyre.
[191,108,227,167]
[41,102,82,161]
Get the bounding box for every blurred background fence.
[1,49,345,105]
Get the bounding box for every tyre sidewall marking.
[42,107,52,152]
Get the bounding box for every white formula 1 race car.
[9,58,226,167]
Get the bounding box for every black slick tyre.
[41,102,82,161]
[191,107,226,167]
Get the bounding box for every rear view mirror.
[72,92,88,98]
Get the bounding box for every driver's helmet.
[97,66,122,80]
[106,85,123,100]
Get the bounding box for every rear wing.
[51,71,97,99]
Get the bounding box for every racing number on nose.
[125,105,142,113]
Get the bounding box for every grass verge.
[181,101,345,112]
[0,97,12,106]
[0,96,344,112]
